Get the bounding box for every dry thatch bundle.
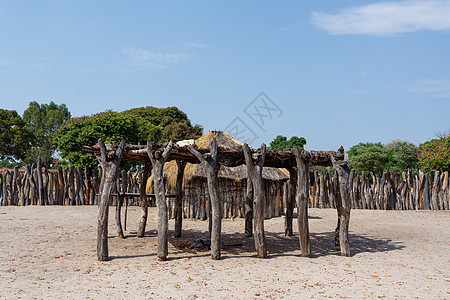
[147,131,288,193]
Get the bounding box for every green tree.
[124,106,202,140]
[348,142,388,175]
[22,101,71,165]
[386,140,419,174]
[418,135,450,173]
[0,109,31,161]
[53,107,202,166]
[269,135,307,150]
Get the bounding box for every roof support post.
[243,143,267,259]
[330,153,352,257]
[244,179,253,237]
[188,138,222,260]
[96,139,125,261]
[294,148,311,257]
[147,140,173,261]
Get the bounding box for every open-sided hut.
[83,132,351,261]
[147,131,288,220]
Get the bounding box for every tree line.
[1,101,448,176]
[1,102,203,168]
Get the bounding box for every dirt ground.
[0,206,448,299]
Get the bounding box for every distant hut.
[147,131,289,220]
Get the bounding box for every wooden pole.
[147,140,173,261]
[285,167,296,236]
[36,156,45,206]
[329,153,352,257]
[293,148,311,257]
[245,179,253,237]
[96,139,125,261]
[243,143,267,259]
[188,138,222,260]
[174,160,186,238]
[137,162,151,237]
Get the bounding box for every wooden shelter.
[146,132,289,220]
[83,131,351,261]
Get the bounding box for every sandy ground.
[0,206,448,300]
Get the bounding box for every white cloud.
[123,48,189,68]
[311,0,450,36]
[408,79,450,97]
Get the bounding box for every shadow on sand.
[164,228,406,260]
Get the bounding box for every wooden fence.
[308,169,449,210]
[1,162,449,212]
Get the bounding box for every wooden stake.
[147,140,173,261]
[329,153,352,257]
[174,160,186,238]
[96,139,125,261]
[243,143,267,259]
[188,138,222,260]
[293,148,311,257]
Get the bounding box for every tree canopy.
[419,135,450,173]
[0,109,31,161]
[348,142,389,175]
[348,141,419,175]
[53,106,202,166]
[269,135,306,150]
[22,101,71,165]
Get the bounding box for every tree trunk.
[243,143,267,259]
[147,140,173,261]
[188,138,222,260]
[329,153,352,257]
[97,139,126,261]
[294,148,311,257]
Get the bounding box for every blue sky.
[1,0,449,150]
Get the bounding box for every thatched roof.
[147,131,288,192]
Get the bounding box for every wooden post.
[2,171,8,206]
[147,140,173,261]
[174,160,186,238]
[245,179,253,237]
[36,156,45,206]
[114,170,127,238]
[96,139,125,261]
[68,165,75,205]
[137,162,151,237]
[243,143,267,259]
[12,166,19,205]
[422,173,430,209]
[188,138,222,260]
[285,167,296,236]
[329,153,352,257]
[293,148,311,257]
[431,171,440,210]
